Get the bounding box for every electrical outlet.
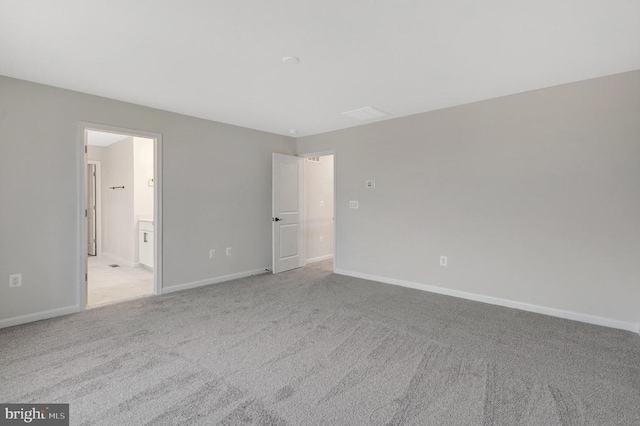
[366,180,375,189]
[349,200,359,209]
[9,273,22,287]
[440,256,448,267]
[209,249,215,259]
[226,247,232,256]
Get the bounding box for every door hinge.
[85,146,87,154]
[85,273,88,282]
[85,209,88,218]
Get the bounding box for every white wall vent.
[342,106,389,121]
[306,156,320,163]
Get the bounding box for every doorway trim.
[87,160,102,257]
[77,122,163,310]
[299,150,337,273]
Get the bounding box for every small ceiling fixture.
[288,128,297,135]
[342,106,390,121]
[282,56,300,64]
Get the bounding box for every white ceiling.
[87,130,130,147]
[1,1,639,137]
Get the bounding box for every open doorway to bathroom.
[84,128,158,308]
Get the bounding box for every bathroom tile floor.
[87,256,153,308]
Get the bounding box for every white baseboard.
[163,267,269,294]
[101,252,136,268]
[335,268,640,334]
[0,305,80,329]
[306,254,334,264]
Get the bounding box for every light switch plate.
[349,200,359,209]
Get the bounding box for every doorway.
[80,123,162,309]
[303,154,335,271]
[272,152,335,274]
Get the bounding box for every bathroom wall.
[102,137,135,265]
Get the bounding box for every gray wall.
[298,70,640,327]
[0,75,295,321]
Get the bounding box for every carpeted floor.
[1,260,639,425]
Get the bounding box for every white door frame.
[77,122,163,310]
[87,160,102,257]
[299,150,337,273]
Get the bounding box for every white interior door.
[272,153,304,273]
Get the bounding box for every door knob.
[272,217,282,222]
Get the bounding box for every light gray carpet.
[1,260,639,425]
